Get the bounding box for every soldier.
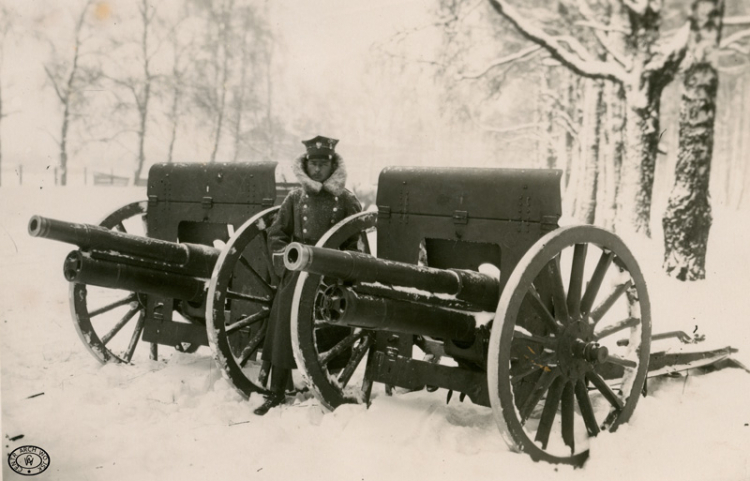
[254,135,362,416]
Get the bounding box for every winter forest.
[0,0,750,280]
[1,0,749,278]
[2,0,750,480]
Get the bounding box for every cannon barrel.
[64,251,207,302]
[319,284,477,342]
[284,242,500,311]
[29,215,220,278]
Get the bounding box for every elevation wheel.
[488,226,651,465]
[291,211,377,410]
[206,207,280,398]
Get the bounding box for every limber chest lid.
[376,166,562,223]
[147,162,277,204]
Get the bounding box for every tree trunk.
[577,79,603,224]
[599,81,626,230]
[737,75,750,209]
[60,101,70,186]
[209,1,233,164]
[539,62,557,169]
[166,85,179,164]
[133,0,151,185]
[232,27,251,163]
[562,72,582,217]
[662,0,723,281]
[210,59,228,163]
[730,74,748,209]
[617,88,662,237]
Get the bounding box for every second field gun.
[281,166,739,466]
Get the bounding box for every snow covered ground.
[2,185,750,481]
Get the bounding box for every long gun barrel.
[29,215,221,301]
[284,242,500,311]
[284,242,501,343]
[29,215,219,275]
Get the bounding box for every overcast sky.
[0,0,441,169]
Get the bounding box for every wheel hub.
[556,320,606,379]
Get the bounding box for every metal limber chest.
[142,162,279,349]
[372,167,563,398]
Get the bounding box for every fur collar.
[292,152,347,196]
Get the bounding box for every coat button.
[333,207,338,212]
[302,204,308,209]
[303,216,308,221]
[335,197,339,201]
[303,228,308,233]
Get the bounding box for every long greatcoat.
[262,153,362,369]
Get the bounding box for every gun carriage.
[283,166,737,465]
[30,162,738,465]
[28,162,300,397]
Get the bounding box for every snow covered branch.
[477,121,540,134]
[644,23,689,82]
[486,0,627,82]
[572,0,630,69]
[459,45,541,79]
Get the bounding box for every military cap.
[302,135,339,160]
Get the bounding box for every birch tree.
[192,0,235,163]
[662,0,724,280]
[43,0,97,186]
[163,13,193,164]
[487,0,691,236]
[229,4,268,162]
[132,0,155,184]
[575,78,604,224]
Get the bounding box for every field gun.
[28,161,739,465]
[281,166,739,466]
[27,162,303,398]
[29,215,220,302]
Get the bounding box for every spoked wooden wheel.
[291,211,377,410]
[206,207,280,398]
[70,201,159,363]
[488,226,651,465]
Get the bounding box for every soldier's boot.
[253,367,289,416]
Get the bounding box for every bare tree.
[260,35,277,161]
[43,0,96,186]
[598,80,626,230]
[163,12,193,164]
[230,4,263,162]
[662,0,725,280]
[106,0,158,184]
[191,0,235,163]
[575,78,604,224]
[133,0,155,184]
[487,0,692,236]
